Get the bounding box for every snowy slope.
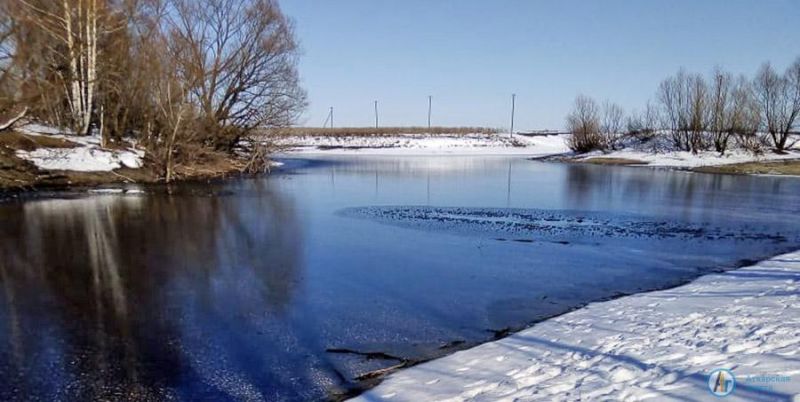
[355,251,800,402]
[14,123,144,172]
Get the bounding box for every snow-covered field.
[279,132,800,174]
[580,148,800,169]
[356,251,800,402]
[14,123,144,172]
[277,133,570,157]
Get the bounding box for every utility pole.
[374,101,379,129]
[330,107,334,129]
[427,95,432,132]
[510,94,516,138]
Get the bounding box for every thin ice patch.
[339,206,790,243]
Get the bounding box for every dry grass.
[0,130,80,151]
[580,157,650,166]
[267,126,502,137]
[694,159,800,176]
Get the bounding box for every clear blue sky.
[281,0,800,130]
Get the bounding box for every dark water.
[1,156,799,401]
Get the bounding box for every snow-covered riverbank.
[355,250,800,401]
[277,133,570,156]
[576,147,800,169]
[278,132,800,177]
[15,123,144,172]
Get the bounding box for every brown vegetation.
[694,159,800,176]
[0,0,305,182]
[0,130,78,151]
[0,126,248,191]
[580,157,649,166]
[565,95,604,152]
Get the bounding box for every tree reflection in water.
[0,183,301,400]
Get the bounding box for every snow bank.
[17,147,144,172]
[279,134,570,157]
[14,123,145,172]
[582,148,800,169]
[355,251,800,401]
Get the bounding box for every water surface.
[1,156,799,400]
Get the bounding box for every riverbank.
[0,125,254,193]
[547,144,800,177]
[275,132,571,156]
[355,250,800,401]
[277,131,800,177]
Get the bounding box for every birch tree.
[19,0,112,135]
[0,2,16,112]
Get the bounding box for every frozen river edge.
[354,250,800,402]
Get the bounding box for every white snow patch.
[354,251,800,401]
[17,147,144,172]
[14,123,145,172]
[16,123,71,137]
[87,188,146,195]
[88,188,124,194]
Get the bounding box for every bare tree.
[167,0,306,151]
[16,0,122,135]
[566,94,604,152]
[600,100,625,150]
[688,73,709,152]
[657,69,708,153]
[627,100,659,145]
[708,68,733,153]
[727,75,761,152]
[784,58,800,149]
[657,70,685,150]
[0,1,17,113]
[753,60,800,151]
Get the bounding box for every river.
[1,156,799,400]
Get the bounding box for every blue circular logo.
[708,369,736,397]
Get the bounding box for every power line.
[322,108,331,128]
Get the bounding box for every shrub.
[566,95,606,153]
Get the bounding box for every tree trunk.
[0,108,27,132]
[65,0,83,129]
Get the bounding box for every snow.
[278,133,570,157]
[279,132,800,173]
[355,250,800,402]
[87,188,145,194]
[17,146,144,172]
[14,123,145,172]
[16,123,71,136]
[581,148,800,169]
